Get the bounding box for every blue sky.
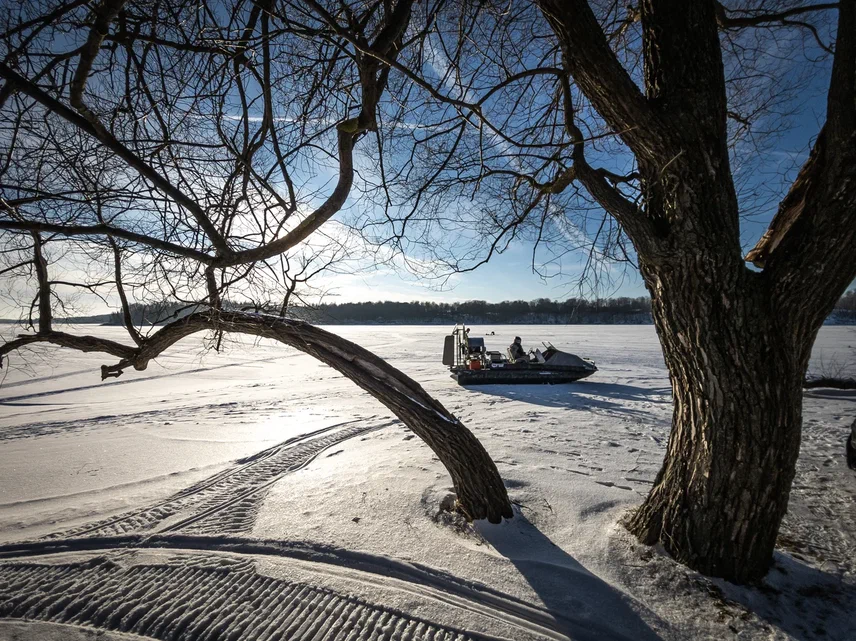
[321,10,838,305]
[3,5,844,317]
[319,242,649,304]
[330,105,828,305]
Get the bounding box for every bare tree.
[0,0,512,523]
[337,0,853,582]
[3,0,853,581]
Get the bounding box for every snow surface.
[1,325,854,640]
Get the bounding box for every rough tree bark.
[848,419,856,471]
[625,258,806,581]
[623,1,856,580]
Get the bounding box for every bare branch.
[0,220,213,263]
[0,62,232,256]
[110,238,142,345]
[30,233,51,333]
[536,0,665,162]
[0,331,136,369]
[69,0,128,125]
[715,2,839,29]
[826,0,856,148]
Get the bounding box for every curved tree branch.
[31,233,51,333]
[0,220,213,263]
[536,0,666,163]
[213,126,357,267]
[715,2,839,29]
[0,332,136,366]
[2,311,513,523]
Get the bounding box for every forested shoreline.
[7,292,856,326]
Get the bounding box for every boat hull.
[451,366,596,385]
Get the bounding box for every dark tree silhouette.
[0,0,512,523]
[340,1,853,582]
[2,0,853,582]
[548,1,854,583]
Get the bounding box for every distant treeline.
[8,289,849,326]
[291,297,653,325]
[106,301,192,326]
[96,297,652,326]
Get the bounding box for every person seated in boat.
[508,336,527,362]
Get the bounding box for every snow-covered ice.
[0,325,854,640]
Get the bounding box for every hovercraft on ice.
[442,324,597,386]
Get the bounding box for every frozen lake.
[1,324,854,640]
[2,323,853,535]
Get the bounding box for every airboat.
[442,324,597,385]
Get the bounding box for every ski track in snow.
[0,353,295,403]
[0,401,254,442]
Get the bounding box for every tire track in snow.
[0,554,489,641]
[0,540,583,641]
[0,536,635,641]
[46,418,392,539]
[0,367,94,389]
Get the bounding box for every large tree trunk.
[626,260,810,583]
[105,311,513,523]
[539,0,856,584]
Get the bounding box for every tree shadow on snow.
[475,513,663,641]
[716,552,856,641]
